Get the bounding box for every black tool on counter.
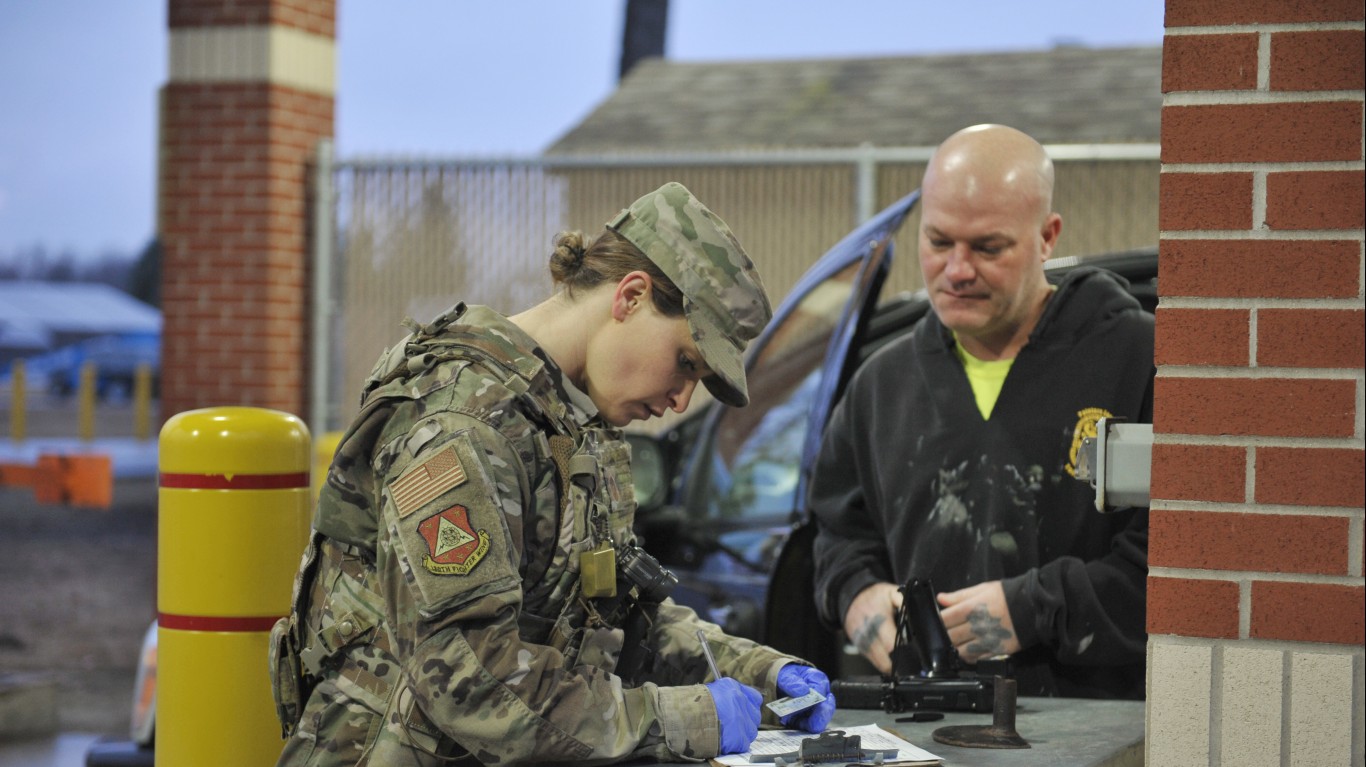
[831,577,1005,713]
[764,730,896,765]
[932,676,1030,749]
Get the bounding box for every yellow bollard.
[78,361,96,441]
[157,407,311,767]
[311,430,343,504]
[9,359,25,442]
[133,363,153,441]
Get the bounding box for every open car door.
[720,191,919,668]
[757,192,919,673]
[630,191,918,644]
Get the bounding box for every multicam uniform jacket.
[272,304,799,767]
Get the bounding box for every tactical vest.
[270,304,648,759]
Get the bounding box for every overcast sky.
[0,1,1165,259]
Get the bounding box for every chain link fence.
[313,145,1158,432]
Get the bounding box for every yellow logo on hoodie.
[1065,407,1113,477]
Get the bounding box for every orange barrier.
[157,407,311,767]
[0,453,113,508]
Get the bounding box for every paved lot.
[1,393,160,765]
[1,475,157,732]
[0,734,103,767]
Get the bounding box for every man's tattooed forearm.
[965,604,1013,657]
[852,613,886,654]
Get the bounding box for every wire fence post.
[310,139,335,439]
[856,142,877,224]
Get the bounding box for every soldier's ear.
[611,271,654,321]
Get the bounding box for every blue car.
[46,331,160,401]
[626,190,1157,672]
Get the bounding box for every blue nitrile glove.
[776,664,836,733]
[705,677,763,754]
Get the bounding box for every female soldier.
[270,182,833,766]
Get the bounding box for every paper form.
[713,723,942,766]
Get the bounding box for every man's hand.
[843,582,902,674]
[937,581,1020,663]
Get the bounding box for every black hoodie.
[811,267,1154,699]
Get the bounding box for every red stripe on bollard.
[158,614,283,632]
[159,472,309,490]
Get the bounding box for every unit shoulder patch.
[418,505,489,575]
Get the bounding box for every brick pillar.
[1150,2,1364,765]
[159,0,336,418]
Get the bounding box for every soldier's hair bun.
[549,231,589,283]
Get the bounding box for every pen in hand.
[697,629,723,681]
[698,630,764,754]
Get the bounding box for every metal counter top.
[640,696,1144,767]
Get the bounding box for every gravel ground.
[1,471,158,736]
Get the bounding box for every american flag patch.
[392,445,468,519]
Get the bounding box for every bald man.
[810,125,1153,699]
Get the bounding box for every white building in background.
[0,282,159,353]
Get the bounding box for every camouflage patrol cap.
[607,182,772,407]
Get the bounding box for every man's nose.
[669,379,697,413]
[944,245,976,282]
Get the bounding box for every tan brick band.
[168,24,335,95]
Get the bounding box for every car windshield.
[696,264,866,521]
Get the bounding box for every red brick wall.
[1153,1,1365,646]
[159,1,335,419]
[168,0,335,37]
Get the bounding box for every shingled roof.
[546,46,1161,153]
